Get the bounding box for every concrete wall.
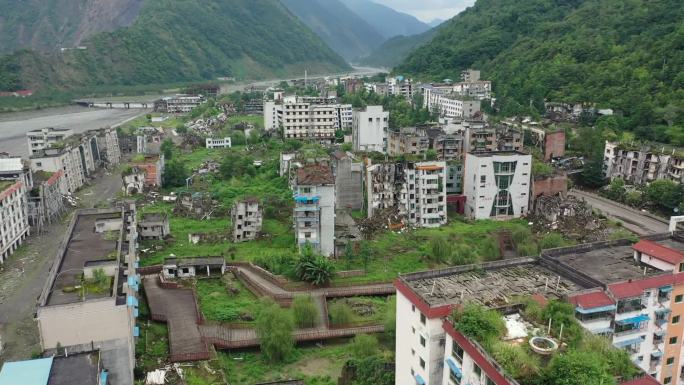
[334,157,363,210]
[532,174,567,200]
[352,106,388,153]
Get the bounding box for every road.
[0,169,123,363]
[569,189,670,235]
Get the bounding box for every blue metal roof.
[659,285,673,293]
[614,337,645,347]
[615,314,649,325]
[446,357,462,377]
[651,351,664,358]
[576,305,616,314]
[0,357,53,385]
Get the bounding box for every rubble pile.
[531,195,607,242]
[356,207,404,239]
[174,192,226,219]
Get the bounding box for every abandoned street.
[0,170,123,363]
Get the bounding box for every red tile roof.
[296,164,334,185]
[633,239,684,265]
[608,274,676,299]
[568,291,614,308]
[619,375,661,385]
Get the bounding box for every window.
[411,349,415,356]
[667,357,675,365]
[412,305,415,312]
[420,336,426,347]
[673,315,680,324]
[486,376,496,385]
[670,336,678,345]
[420,313,426,325]
[676,294,684,303]
[419,358,425,369]
[664,377,672,384]
[480,175,486,183]
[474,364,482,377]
[412,327,415,334]
[680,263,684,272]
[452,343,464,363]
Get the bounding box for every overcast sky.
[372,0,476,22]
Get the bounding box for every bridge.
[75,100,153,109]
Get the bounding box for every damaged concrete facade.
[0,180,30,263]
[365,161,398,219]
[399,161,448,228]
[331,151,363,211]
[231,198,263,242]
[604,141,675,184]
[293,164,336,257]
[138,213,170,240]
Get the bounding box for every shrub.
[491,342,540,380]
[511,227,532,244]
[256,300,294,362]
[291,295,319,328]
[450,244,477,265]
[516,242,539,257]
[384,296,396,340]
[452,304,506,345]
[479,237,501,261]
[539,233,567,250]
[350,334,379,359]
[329,302,354,326]
[542,350,615,385]
[429,237,450,263]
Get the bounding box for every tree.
[350,334,379,358]
[644,179,682,211]
[295,245,336,286]
[452,304,506,345]
[256,301,294,362]
[603,177,626,202]
[291,295,318,328]
[384,296,396,340]
[541,351,615,385]
[160,138,174,160]
[346,356,394,385]
[425,149,438,161]
[162,160,189,188]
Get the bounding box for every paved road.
[569,189,670,235]
[0,170,123,363]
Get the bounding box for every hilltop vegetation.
[359,27,440,68]
[0,0,349,91]
[396,0,684,141]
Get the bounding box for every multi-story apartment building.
[452,69,493,100]
[36,206,139,385]
[0,179,29,263]
[154,94,205,113]
[337,104,353,130]
[264,100,281,131]
[331,151,363,211]
[31,147,88,194]
[432,131,464,162]
[293,164,335,256]
[604,141,672,184]
[352,106,389,153]
[94,128,121,167]
[231,198,263,242]
[423,87,482,119]
[463,151,532,219]
[446,163,463,194]
[388,76,414,101]
[365,161,398,219]
[279,98,337,143]
[26,127,73,155]
[398,161,448,228]
[388,127,432,157]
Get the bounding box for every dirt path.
[0,170,122,363]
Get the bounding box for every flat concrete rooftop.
[405,261,582,307]
[48,352,99,385]
[47,212,121,306]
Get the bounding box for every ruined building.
[331,151,363,211]
[293,164,335,256]
[231,198,263,242]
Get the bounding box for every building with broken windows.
[463,151,532,220]
[398,161,448,228]
[293,164,335,256]
[231,198,263,242]
[331,151,363,211]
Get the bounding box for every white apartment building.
[31,147,88,194]
[206,137,232,149]
[337,104,353,130]
[463,151,532,220]
[231,198,263,242]
[264,100,281,131]
[352,106,389,153]
[0,180,29,263]
[154,94,205,114]
[293,164,335,256]
[388,76,414,101]
[95,127,121,166]
[279,99,337,143]
[26,127,74,155]
[399,162,448,228]
[423,87,481,119]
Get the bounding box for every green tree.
[541,351,615,385]
[160,138,174,160]
[162,160,189,188]
[644,179,682,211]
[295,245,336,286]
[350,334,379,358]
[255,301,294,362]
[346,356,394,385]
[291,295,319,328]
[604,177,626,202]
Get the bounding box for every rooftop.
[633,239,684,265]
[0,157,24,172]
[467,150,530,157]
[46,210,122,306]
[0,357,53,385]
[296,163,334,186]
[402,259,583,308]
[47,352,100,385]
[140,212,167,222]
[164,256,225,267]
[544,238,669,285]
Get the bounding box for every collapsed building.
[231,198,263,242]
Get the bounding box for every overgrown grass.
[195,277,260,323]
[327,296,392,325]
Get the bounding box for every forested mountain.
[360,27,440,68]
[396,0,684,142]
[338,0,430,39]
[0,0,349,91]
[281,0,385,62]
[0,0,144,54]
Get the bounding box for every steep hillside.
[396,0,684,138]
[0,0,144,54]
[281,0,384,61]
[0,0,349,91]
[339,0,430,39]
[360,27,440,68]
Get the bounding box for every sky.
[372,0,476,23]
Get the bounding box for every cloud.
[372,0,475,22]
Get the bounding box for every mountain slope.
[396,0,684,135]
[281,0,384,61]
[0,0,144,54]
[360,27,440,68]
[0,0,350,91]
[339,0,430,39]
